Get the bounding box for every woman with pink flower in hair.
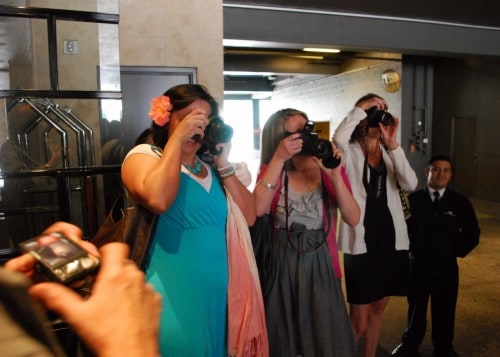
[121,84,268,356]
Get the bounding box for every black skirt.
[344,187,410,304]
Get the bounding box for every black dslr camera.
[366,107,395,127]
[286,121,340,168]
[197,115,234,156]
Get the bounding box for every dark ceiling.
[227,0,500,28]
[222,1,500,94]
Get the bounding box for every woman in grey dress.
[253,108,360,356]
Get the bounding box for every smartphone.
[19,232,100,286]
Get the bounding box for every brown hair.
[350,93,383,143]
[151,84,219,148]
[260,108,308,171]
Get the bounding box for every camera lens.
[322,155,341,169]
[217,124,234,143]
[197,116,234,156]
[378,112,394,126]
[206,117,233,144]
[367,108,394,127]
[316,140,332,159]
[315,139,340,168]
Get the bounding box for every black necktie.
[433,191,440,208]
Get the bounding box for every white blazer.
[333,107,418,255]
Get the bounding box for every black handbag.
[249,214,273,286]
[91,196,158,270]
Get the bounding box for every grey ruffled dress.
[264,183,356,357]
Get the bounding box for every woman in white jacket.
[333,93,418,357]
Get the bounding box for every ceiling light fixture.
[303,47,341,54]
[293,55,324,60]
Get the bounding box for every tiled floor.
[375,198,500,356]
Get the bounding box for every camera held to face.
[366,107,395,127]
[197,115,234,156]
[286,121,340,168]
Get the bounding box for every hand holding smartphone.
[19,232,99,291]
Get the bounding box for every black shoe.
[432,350,459,357]
[391,343,420,357]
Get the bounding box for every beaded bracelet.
[217,164,233,172]
[258,179,277,190]
[218,164,234,177]
[220,167,235,178]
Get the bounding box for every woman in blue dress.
[121,84,259,356]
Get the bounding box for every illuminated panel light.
[303,48,341,53]
[293,55,324,60]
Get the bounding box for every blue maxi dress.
[146,168,229,356]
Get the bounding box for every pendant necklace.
[182,159,202,175]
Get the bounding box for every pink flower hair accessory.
[148,95,173,126]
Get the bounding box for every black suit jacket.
[407,188,480,270]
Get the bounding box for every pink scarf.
[226,190,269,357]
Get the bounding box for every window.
[223,97,274,189]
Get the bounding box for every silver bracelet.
[258,179,277,190]
[217,164,233,172]
[220,166,235,178]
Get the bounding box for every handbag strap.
[378,145,412,220]
[396,181,412,219]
